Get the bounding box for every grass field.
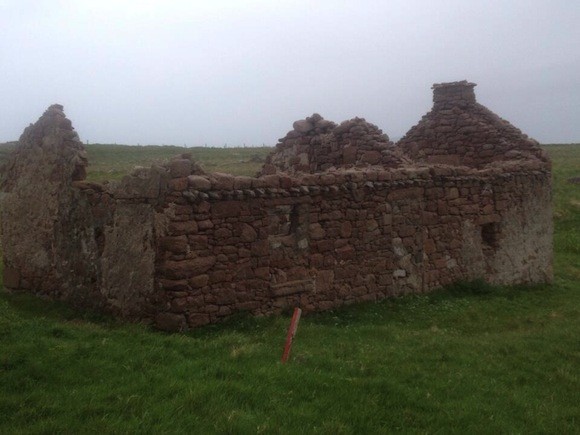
[0,143,579,433]
[84,144,272,180]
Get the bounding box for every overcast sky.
[1,0,579,146]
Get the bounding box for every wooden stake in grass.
[281,307,302,363]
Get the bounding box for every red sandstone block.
[253,267,270,280]
[189,274,209,288]
[342,146,358,164]
[376,171,392,181]
[159,236,189,254]
[168,220,198,236]
[398,225,416,237]
[336,245,355,260]
[322,253,337,267]
[169,177,188,191]
[447,187,459,199]
[197,219,214,230]
[159,278,189,291]
[235,222,258,242]
[193,201,211,214]
[345,170,366,183]
[173,205,193,216]
[170,297,188,312]
[478,214,501,225]
[214,228,232,239]
[425,201,437,213]
[334,238,349,249]
[315,270,334,292]
[319,174,336,185]
[251,240,269,256]
[495,200,508,211]
[425,270,439,283]
[169,159,193,178]
[450,238,462,249]
[361,150,382,164]
[211,201,243,218]
[309,253,324,268]
[421,212,439,225]
[165,192,183,203]
[262,174,280,188]
[188,175,211,190]
[340,221,353,238]
[482,204,495,214]
[211,173,235,190]
[279,176,293,189]
[187,235,208,249]
[434,258,447,269]
[378,273,393,287]
[309,223,326,240]
[387,187,424,201]
[233,176,254,190]
[424,238,437,254]
[315,239,334,252]
[215,254,229,263]
[215,289,236,305]
[163,256,216,279]
[460,204,479,214]
[437,201,449,214]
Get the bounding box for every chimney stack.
[432,80,476,108]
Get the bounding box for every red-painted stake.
[281,307,302,363]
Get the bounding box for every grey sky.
[1,0,579,146]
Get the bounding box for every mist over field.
[1,1,579,146]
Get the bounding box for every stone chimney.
[432,80,476,108]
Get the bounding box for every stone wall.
[0,82,553,331]
[262,114,405,175]
[398,81,550,168]
[151,160,551,330]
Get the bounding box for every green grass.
[0,143,579,433]
[0,142,271,180]
[85,144,271,180]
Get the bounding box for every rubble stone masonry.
[0,82,553,331]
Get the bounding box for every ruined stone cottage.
[0,81,553,331]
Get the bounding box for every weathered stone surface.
[211,173,235,190]
[293,119,314,134]
[188,175,212,190]
[211,201,242,218]
[168,177,188,191]
[115,167,164,199]
[101,203,155,317]
[0,83,553,332]
[236,223,258,242]
[160,236,189,254]
[3,267,20,288]
[163,256,217,279]
[261,114,403,175]
[168,220,198,235]
[0,104,102,307]
[398,81,549,168]
[169,159,193,178]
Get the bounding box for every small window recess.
[481,222,499,249]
